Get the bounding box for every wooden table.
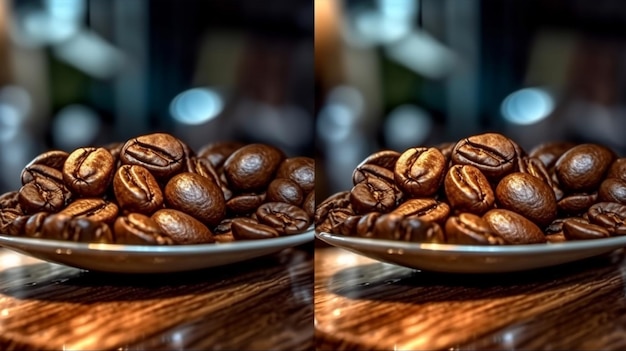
[0,242,314,351]
[315,246,626,351]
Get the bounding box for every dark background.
[0,0,314,193]
[315,0,626,199]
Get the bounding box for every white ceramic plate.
[0,229,314,273]
[316,231,626,273]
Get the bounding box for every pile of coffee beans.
[0,133,314,245]
[315,132,626,245]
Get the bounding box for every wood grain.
[0,243,313,351]
[315,246,626,350]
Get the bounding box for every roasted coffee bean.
[114,213,173,245]
[231,217,280,240]
[496,172,557,227]
[522,156,563,202]
[180,140,196,160]
[316,207,354,234]
[0,209,21,233]
[353,164,396,186]
[528,141,576,170]
[563,217,610,240]
[212,218,237,243]
[352,212,445,243]
[315,190,351,226]
[21,164,64,185]
[394,147,446,197]
[369,213,446,243]
[370,213,405,240]
[335,214,362,236]
[214,232,236,243]
[350,177,402,214]
[518,156,554,188]
[397,217,445,243]
[151,209,215,244]
[352,150,399,184]
[18,177,71,214]
[357,150,401,171]
[4,213,29,236]
[214,218,235,235]
[546,232,567,243]
[164,172,226,227]
[60,198,119,224]
[512,140,528,173]
[316,134,626,244]
[555,143,615,193]
[40,213,72,240]
[355,212,382,238]
[266,178,304,206]
[41,214,114,243]
[550,172,565,202]
[197,141,245,169]
[25,150,69,170]
[483,209,546,244]
[256,202,310,235]
[391,198,450,225]
[69,218,114,243]
[120,133,186,179]
[435,142,455,162]
[23,212,49,237]
[587,202,626,236]
[451,133,517,180]
[599,178,626,205]
[445,213,506,245]
[226,192,266,215]
[0,191,20,211]
[607,158,626,181]
[104,142,124,163]
[223,143,285,192]
[113,165,164,215]
[545,218,565,235]
[303,191,315,220]
[185,156,221,186]
[62,147,116,197]
[558,192,598,215]
[2,133,315,244]
[276,157,315,194]
[444,164,495,215]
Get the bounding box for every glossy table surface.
[0,242,313,351]
[315,246,626,351]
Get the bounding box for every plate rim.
[315,231,626,256]
[0,229,314,256]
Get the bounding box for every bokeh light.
[169,87,224,125]
[501,87,555,125]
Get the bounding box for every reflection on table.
[315,246,626,351]
[0,243,313,351]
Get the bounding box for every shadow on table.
[0,243,313,303]
[326,249,626,303]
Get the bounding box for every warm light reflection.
[335,251,359,266]
[0,250,25,269]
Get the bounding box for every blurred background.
[0,0,314,193]
[315,0,626,199]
